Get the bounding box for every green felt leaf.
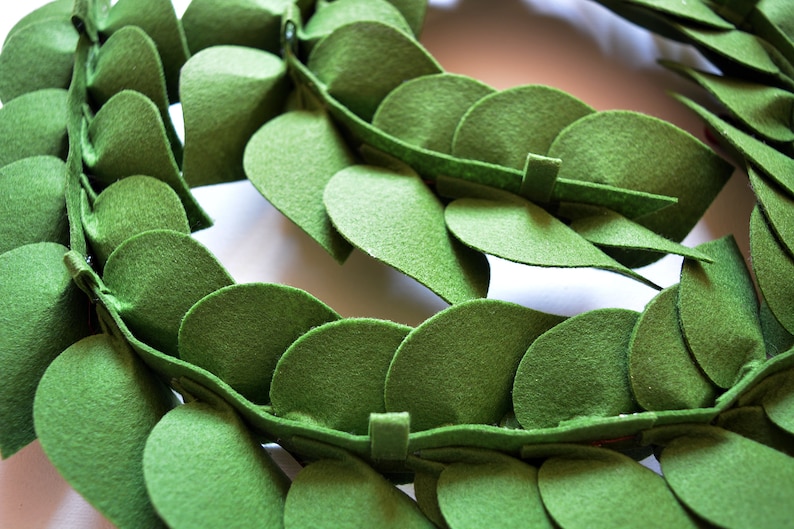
[245,110,355,263]
[548,110,732,265]
[34,334,174,529]
[444,196,656,287]
[0,156,68,254]
[0,17,77,103]
[679,236,765,388]
[0,242,89,457]
[102,229,234,357]
[181,0,290,55]
[144,399,289,529]
[660,426,794,529]
[513,308,640,430]
[302,0,413,48]
[82,175,191,265]
[383,0,426,35]
[384,299,564,431]
[372,73,495,155]
[716,406,794,456]
[412,470,445,529]
[179,282,340,404]
[621,0,734,28]
[3,0,73,46]
[181,45,288,187]
[759,299,794,357]
[749,166,794,256]
[284,455,434,529]
[751,205,794,335]
[307,20,442,121]
[451,85,595,169]
[0,88,67,169]
[629,286,718,411]
[538,447,699,529]
[324,164,489,303]
[270,318,410,434]
[437,456,554,529]
[762,369,794,436]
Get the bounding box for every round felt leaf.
[660,426,794,529]
[750,205,794,335]
[181,45,288,187]
[0,88,67,169]
[452,85,595,169]
[629,286,717,411]
[83,175,190,265]
[372,73,495,154]
[307,20,442,121]
[3,0,73,46]
[302,0,413,47]
[179,282,340,404]
[324,164,489,304]
[762,369,794,436]
[0,155,68,255]
[270,318,410,434]
[539,448,699,529]
[144,399,289,529]
[0,242,89,457]
[513,308,640,430]
[102,229,234,357]
[750,167,794,256]
[34,334,174,529]
[623,0,733,28]
[284,455,435,529]
[244,110,355,263]
[679,236,765,388]
[384,299,564,431]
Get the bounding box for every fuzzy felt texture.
[749,167,794,256]
[0,88,67,169]
[750,206,794,335]
[303,0,413,48]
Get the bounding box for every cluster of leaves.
[1,0,794,528]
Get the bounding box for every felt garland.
[2,0,794,528]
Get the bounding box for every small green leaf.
[751,205,794,335]
[302,0,413,48]
[762,369,794,436]
[0,88,67,169]
[750,166,794,255]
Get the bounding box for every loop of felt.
[749,206,794,335]
[369,411,410,461]
[0,156,69,255]
[372,73,495,155]
[0,88,68,169]
[512,308,640,430]
[179,282,340,404]
[384,299,564,431]
[302,0,413,49]
[761,369,794,435]
[82,175,190,265]
[659,425,794,529]
[323,164,490,303]
[307,20,442,121]
[520,153,560,204]
[0,242,89,457]
[244,109,355,263]
[143,399,289,529]
[181,45,288,187]
[678,236,765,388]
[451,84,595,170]
[102,229,234,357]
[749,167,794,256]
[270,318,409,434]
[33,334,174,529]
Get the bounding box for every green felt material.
[761,369,794,435]
[33,334,174,529]
[284,455,435,529]
[660,426,794,529]
[181,45,287,187]
[372,73,495,154]
[102,229,234,357]
[369,412,410,460]
[245,109,355,263]
[513,308,640,430]
[0,88,67,169]
[759,299,794,357]
[629,286,718,411]
[181,0,290,55]
[0,17,77,104]
[0,156,68,255]
[750,205,794,335]
[179,282,340,404]
[384,299,564,431]
[749,167,794,256]
[451,85,595,170]
[324,164,489,303]
[3,0,72,46]
[82,175,190,265]
[85,89,211,230]
[383,0,426,35]
[538,447,699,529]
[143,398,289,529]
[519,153,561,204]
[101,0,190,103]
[436,457,554,529]
[270,318,409,434]
[678,236,765,388]
[307,20,442,121]
[716,406,794,456]
[623,0,734,28]
[0,242,88,457]
[412,470,446,528]
[753,1,794,66]
[302,0,413,48]
[444,196,657,288]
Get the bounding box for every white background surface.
[0,0,754,527]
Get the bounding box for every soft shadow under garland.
[2,0,794,527]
